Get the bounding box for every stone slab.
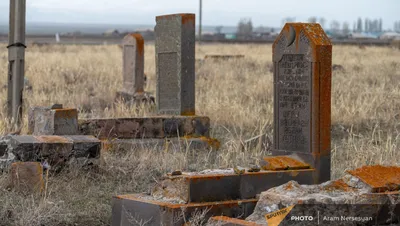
[272,23,332,184]
[347,165,400,193]
[102,137,220,152]
[260,156,311,170]
[10,162,44,194]
[9,135,41,162]
[78,116,210,139]
[246,174,400,225]
[122,33,145,94]
[208,216,262,226]
[29,107,78,135]
[111,194,257,226]
[152,169,315,203]
[155,13,196,115]
[7,135,101,169]
[65,135,101,159]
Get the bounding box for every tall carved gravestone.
[122,33,144,94]
[155,14,196,115]
[272,23,332,183]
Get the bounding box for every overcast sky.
[0,0,398,29]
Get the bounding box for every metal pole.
[199,0,202,44]
[7,0,26,128]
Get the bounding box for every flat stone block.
[102,137,220,153]
[208,216,262,226]
[152,169,315,203]
[35,136,74,168]
[78,116,210,139]
[31,108,78,135]
[7,135,100,169]
[9,135,41,162]
[347,165,400,193]
[65,135,101,158]
[260,156,311,171]
[111,193,257,226]
[10,162,44,194]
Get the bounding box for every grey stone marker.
[155,13,196,115]
[7,0,26,127]
[272,23,332,184]
[122,33,145,94]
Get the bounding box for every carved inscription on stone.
[277,54,311,152]
[158,52,179,113]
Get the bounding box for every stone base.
[1,135,101,170]
[111,193,257,226]
[247,166,400,225]
[152,168,315,203]
[78,116,210,139]
[102,137,220,152]
[115,91,155,105]
[208,216,262,226]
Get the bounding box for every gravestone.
[155,14,196,115]
[272,23,332,183]
[122,33,144,94]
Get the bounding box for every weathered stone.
[155,13,196,115]
[31,108,78,135]
[28,106,50,134]
[102,137,219,153]
[273,23,332,184]
[35,136,73,169]
[9,135,41,162]
[151,168,314,203]
[10,162,44,194]
[246,170,400,225]
[65,135,101,158]
[78,116,210,139]
[347,165,400,193]
[111,194,257,226]
[122,33,145,94]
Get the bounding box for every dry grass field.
[0,43,399,225]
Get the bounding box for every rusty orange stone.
[10,162,44,194]
[54,108,78,119]
[347,165,400,193]
[156,13,195,26]
[262,156,311,171]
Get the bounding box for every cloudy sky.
[0,0,398,29]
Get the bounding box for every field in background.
[0,44,399,225]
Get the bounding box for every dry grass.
[0,43,399,225]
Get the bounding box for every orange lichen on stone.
[181,110,196,116]
[35,135,71,143]
[284,181,294,190]
[347,165,400,193]
[262,157,286,170]
[10,162,44,194]
[127,33,144,56]
[54,108,78,119]
[324,179,355,192]
[262,156,310,171]
[156,13,195,25]
[210,216,261,225]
